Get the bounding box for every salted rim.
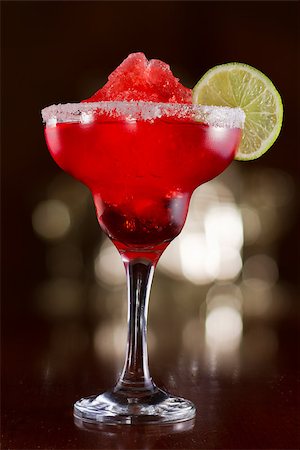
[41,101,245,129]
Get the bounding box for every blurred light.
[242,168,295,244]
[94,323,126,361]
[206,283,243,311]
[32,199,71,240]
[242,254,278,287]
[180,233,218,284]
[206,293,242,314]
[241,280,273,317]
[240,205,262,245]
[36,278,83,317]
[156,240,183,280]
[242,326,278,365]
[245,168,294,208]
[158,185,244,284]
[42,324,89,381]
[46,244,83,277]
[216,247,243,281]
[94,323,156,362]
[182,318,204,354]
[190,360,199,377]
[240,254,278,317]
[89,285,127,319]
[49,323,89,362]
[205,306,243,351]
[187,183,220,225]
[205,204,243,250]
[94,239,125,287]
[47,174,90,218]
[256,209,280,244]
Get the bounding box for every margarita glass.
[42,100,244,424]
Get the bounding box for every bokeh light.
[206,282,243,313]
[94,322,156,363]
[36,278,84,318]
[242,326,278,369]
[30,163,295,383]
[46,244,83,277]
[94,322,127,362]
[205,306,243,351]
[241,254,279,318]
[179,232,218,284]
[32,199,71,240]
[242,254,278,287]
[94,239,125,287]
[241,168,295,244]
[47,174,90,219]
[240,204,262,245]
[204,204,243,250]
[182,318,205,356]
[159,180,243,284]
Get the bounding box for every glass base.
[74,388,196,425]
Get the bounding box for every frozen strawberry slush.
[83,52,192,103]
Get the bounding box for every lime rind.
[193,63,283,161]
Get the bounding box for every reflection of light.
[32,200,71,240]
[94,239,125,287]
[240,205,261,245]
[205,306,243,351]
[80,112,94,124]
[36,278,83,317]
[126,117,137,125]
[47,117,57,127]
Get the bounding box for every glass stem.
[114,257,157,396]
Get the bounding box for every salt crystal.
[41,101,245,129]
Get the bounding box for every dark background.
[2,2,299,449]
